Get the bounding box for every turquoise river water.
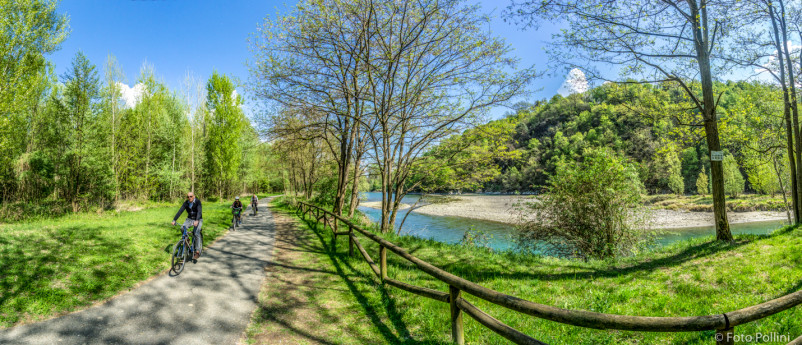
[357,192,788,251]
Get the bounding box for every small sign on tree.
[710,151,724,161]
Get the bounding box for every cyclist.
[251,194,259,214]
[172,192,203,260]
[231,196,243,229]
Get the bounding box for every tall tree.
[508,0,737,241]
[204,72,245,198]
[102,54,125,201]
[361,0,535,233]
[728,0,802,223]
[250,0,373,216]
[0,0,68,201]
[61,51,108,210]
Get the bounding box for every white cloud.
[117,82,146,108]
[557,68,589,96]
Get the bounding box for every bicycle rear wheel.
[172,240,186,274]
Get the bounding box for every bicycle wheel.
[172,240,186,274]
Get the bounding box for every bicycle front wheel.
[172,240,186,274]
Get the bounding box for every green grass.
[272,197,802,344]
[0,199,238,327]
[645,194,789,212]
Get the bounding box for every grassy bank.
[270,197,802,344]
[645,194,789,212]
[0,198,249,328]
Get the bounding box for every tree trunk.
[778,0,802,223]
[769,2,801,224]
[693,2,732,241]
[348,155,362,217]
[772,155,793,224]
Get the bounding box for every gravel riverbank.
[360,195,788,229]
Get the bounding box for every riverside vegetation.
[265,197,802,344]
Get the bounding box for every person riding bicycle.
[171,192,203,260]
[251,194,259,213]
[231,196,243,228]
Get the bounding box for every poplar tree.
[204,72,244,198]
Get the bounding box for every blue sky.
[49,0,571,119]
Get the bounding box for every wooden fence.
[294,201,802,345]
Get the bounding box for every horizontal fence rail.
[294,201,802,345]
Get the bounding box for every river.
[357,192,788,251]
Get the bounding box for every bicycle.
[251,202,258,216]
[171,225,196,274]
[231,207,243,230]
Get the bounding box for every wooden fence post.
[716,327,734,345]
[380,245,387,281]
[348,224,354,257]
[332,218,339,251]
[449,286,464,345]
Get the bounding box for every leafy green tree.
[516,148,650,260]
[680,147,700,193]
[204,72,244,198]
[0,0,68,201]
[697,167,709,196]
[723,154,745,197]
[668,167,684,196]
[60,52,113,210]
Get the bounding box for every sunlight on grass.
[273,197,802,344]
[0,200,237,327]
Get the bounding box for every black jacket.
[232,200,243,208]
[174,199,203,221]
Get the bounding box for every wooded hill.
[408,81,788,196]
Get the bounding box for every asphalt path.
[0,201,275,345]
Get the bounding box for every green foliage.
[656,144,685,195]
[0,9,273,216]
[516,149,651,260]
[203,72,245,198]
[723,154,745,197]
[0,0,68,188]
[412,81,789,197]
[696,167,709,196]
[459,228,494,249]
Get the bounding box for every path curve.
[0,201,276,345]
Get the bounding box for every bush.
[723,154,745,197]
[515,149,651,260]
[696,167,709,196]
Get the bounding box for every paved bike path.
[0,202,275,345]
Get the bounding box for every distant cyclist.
[231,196,243,229]
[251,194,259,214]
[172,192,203,260]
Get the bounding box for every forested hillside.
[410,81,788,197]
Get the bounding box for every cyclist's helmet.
[235,196,240,200]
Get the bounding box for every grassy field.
[644,194,789,212]
[267,197,802,344]
[0,195,273,328]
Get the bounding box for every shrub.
[723,154,745,197]
[515,149,651,260]
[459,228,493,249]
[696,167,709,196]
